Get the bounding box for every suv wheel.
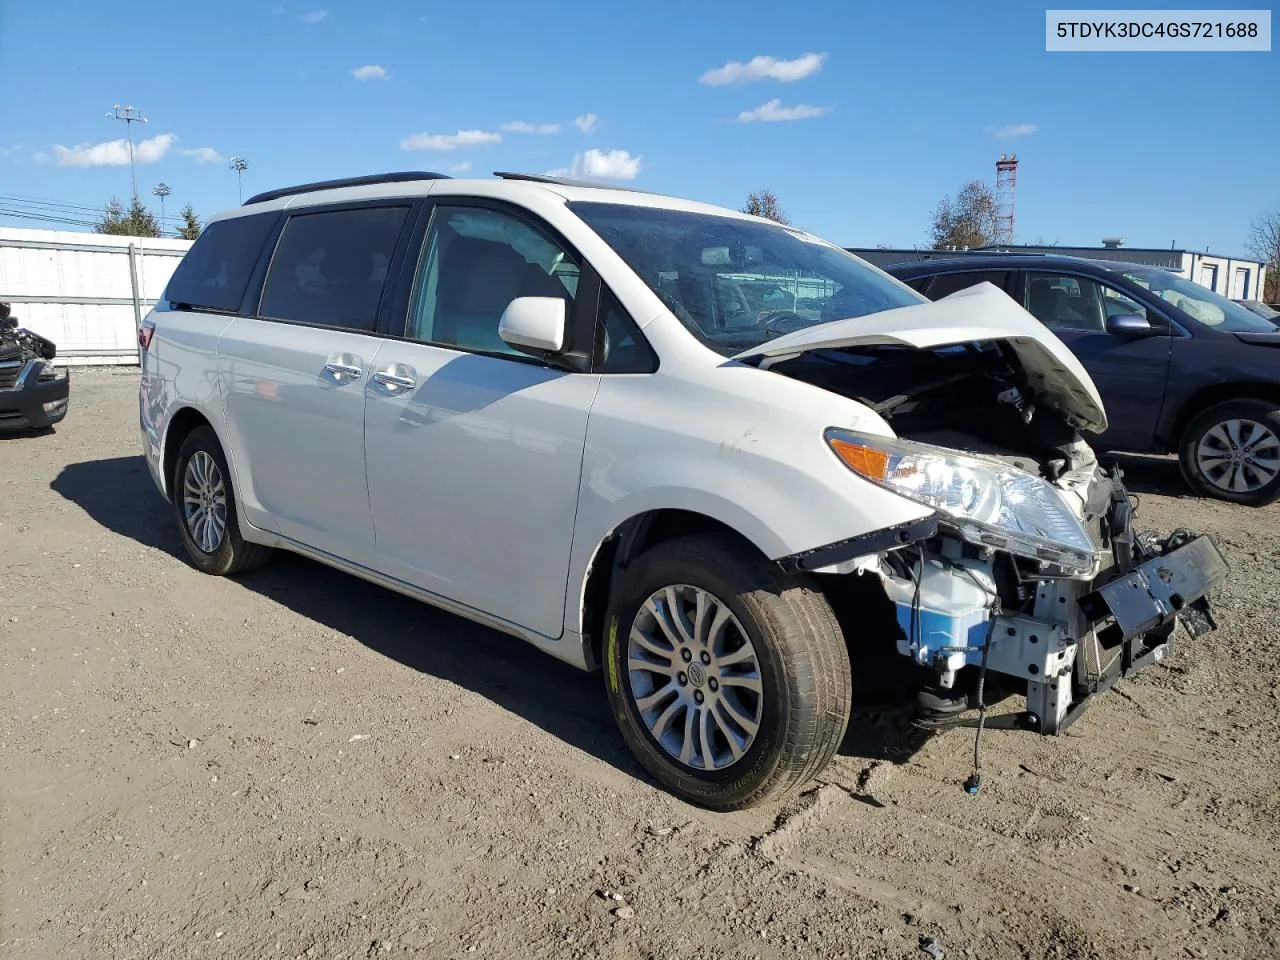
[173,426,273,575]
[1178,399,1280,506]
[603,534,852,811]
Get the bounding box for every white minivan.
[139,171,1227,810]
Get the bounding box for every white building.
[983,241,1268,301]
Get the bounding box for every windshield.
[569,201,924,354]
[1238,300,1280,320]
[1120,268,1278,332]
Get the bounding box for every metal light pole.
[107,104,148,202]
[229,156,248,203]
[152,182,171,236]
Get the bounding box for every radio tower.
[994,153,1018,246]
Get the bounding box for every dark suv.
[885,255,1280,506]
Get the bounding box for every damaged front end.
[0,301,69,432]
[870,464,1226,735]
[757,284,1228,735]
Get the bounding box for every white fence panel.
[0,228,194,366]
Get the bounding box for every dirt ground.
[2,366,1278,960]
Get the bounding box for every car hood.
[1234,330,1280,347]
[729,281,1108,433]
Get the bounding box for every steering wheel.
[761,311,811,337]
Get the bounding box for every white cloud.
[501,120,561,135]
[0,144,22,161]
[179,146,223,163]
[700,52,826,86]
[351,64,389,81]
[992,122,1038,139]
[53,132,177,167]
[550,148,642,181]
[575,112,599,134]
[400,129,502,151]
[448,161,472,174]
[735,99,829,123]
[301,9,327,22]
[271,5,284,13]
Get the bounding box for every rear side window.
[922,271,1010,300]
[164,213,276,312]
[259,205,410,331]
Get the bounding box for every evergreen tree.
[177,204,202,240]
[95,196,161,237]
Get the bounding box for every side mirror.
[499,296,568,355]
[1105,313,1153,336]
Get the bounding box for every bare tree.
[743,189,790,224]
[1246,208,1280,302]
[929,180,998,250]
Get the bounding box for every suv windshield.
[570,201,923,354]
[1120,267,1278,332]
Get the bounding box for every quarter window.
[164,213,277,313]
[406,206,578,356]
[595,289,657,374]
[259,205,409,331]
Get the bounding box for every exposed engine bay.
[0,301,70,431]
[1,302,58,364]
[773,339,1095,477]
[769,340,1228,741]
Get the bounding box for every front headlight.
[35,360,65,381]
[825,427,1097,577]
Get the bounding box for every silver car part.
[1195,417,1280,494]
[183,450,228,553]
[627,585,763,771]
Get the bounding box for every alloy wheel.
[182,450,228,553]
[626,585,764,771]
[1195,418,1280,494]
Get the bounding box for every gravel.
[2,366,1279,960]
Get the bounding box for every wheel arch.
[577,508,769,670]
[161,405,236,501]
[1161,381,1280,451]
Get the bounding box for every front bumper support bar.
[1079,534,1228,646]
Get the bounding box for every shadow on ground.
[52,455,931,797]
[0,425,55,440]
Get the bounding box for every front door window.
[407,206,579,356]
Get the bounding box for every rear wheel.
[1178,399,1280,506]
[173,426,273,575]
[603,534,852,811]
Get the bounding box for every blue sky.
[0,0,1275,255]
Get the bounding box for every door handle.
[372,369,417,391]
[323,360,363,381]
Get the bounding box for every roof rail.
[242,171,451,206]
[492,171,665,196]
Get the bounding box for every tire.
[172,426,273,575]
[602,534,852,811]
[1177,399,1280,507]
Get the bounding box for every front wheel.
[1177,399,1280,506]
[603,534,852,811]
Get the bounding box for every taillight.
[138,322,155,351]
